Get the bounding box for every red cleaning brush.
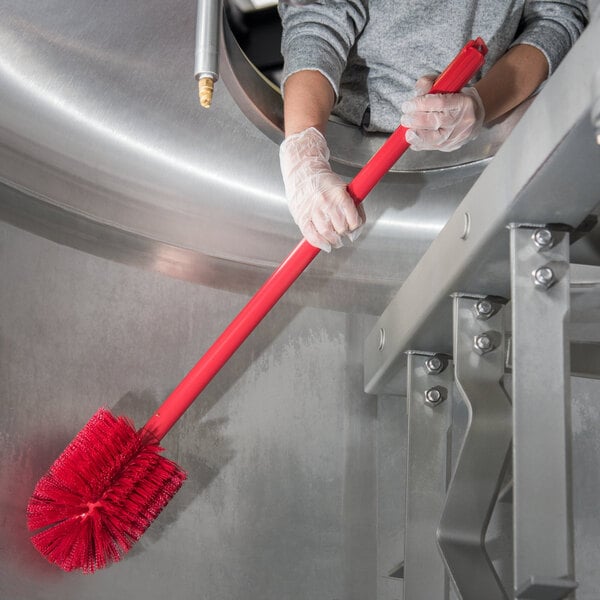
[27,39,487,573]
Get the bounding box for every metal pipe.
[195,0,221,108]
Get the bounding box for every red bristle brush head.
[27,408,187,573]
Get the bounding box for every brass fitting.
[198,77,214,109]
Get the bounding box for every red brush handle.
[145,38,488,440]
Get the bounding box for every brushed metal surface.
[0,221,378,599]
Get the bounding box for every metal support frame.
[361,24,600,596]
[437,296,512,600]
[509,226,576,600]
[403,352,453,600]
[364,18,600,398]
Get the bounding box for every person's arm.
[474,44,548,124]
[279,71,365,252]
[477,0,589,123]
[278,0,368,136]
[402,1,588,152]
[277,1,368,251]
[401,45,550,152]
[283,70,335,136]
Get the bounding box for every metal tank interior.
[1,1,600,599]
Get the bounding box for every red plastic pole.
[145,38,488,440]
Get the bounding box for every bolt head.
[475,299,493,319]
[533,266,555,289]
[425,356,445,374]
[425,386,446,406]
[532,228,554,249]
[474,334,494,354]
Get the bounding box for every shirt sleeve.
[278,0,368,98]
[512,0,589,75]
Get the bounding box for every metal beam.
[403,352,453,600]
[437,296,511,600]
[510,226,576,600]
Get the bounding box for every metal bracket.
[404,352,453,600]
[437,296,512,600]
[515,576,578,600]
[509,225,577,599]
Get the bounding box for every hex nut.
[475,299,493,319]
[425,386,447,406]
[532,228,554,250]
[533,266,555,289]
[473,334,494,355]
[425,356,446,375]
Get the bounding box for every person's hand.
[279,127,365,252]
[400,76,485,152]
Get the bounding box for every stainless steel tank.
[0,0,527,315]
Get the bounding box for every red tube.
[145,38,488,440]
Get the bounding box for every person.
[277,1,589,252]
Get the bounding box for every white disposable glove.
[400,76,485,152]
[279,127,365,252]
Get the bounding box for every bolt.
[475,299,494,319]
[425,386,447,406]
[474,333,494,355]
[460,212,471,240]
[533,266,555,289]
[425,356,446,374]
[378,328,386,351]
[532,228,554,250]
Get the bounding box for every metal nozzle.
[195,0,220,108]
[198,77,214,108]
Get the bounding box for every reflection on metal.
[510,226,577,599]
[437,296,511,600]
[404,353,453,600]
[0,0,539,316]
[592,67,600,144]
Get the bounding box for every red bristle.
[27,408,187,573]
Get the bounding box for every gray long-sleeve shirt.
[279,0,588,132]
